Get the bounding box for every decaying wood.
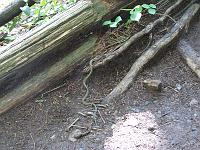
[104,4,200,103]
[178,38,200,78]
[0,36,97,114]
[0,0,35,26]
[84,0,189,73]
[0,1,96,84]
[0,0,135,114]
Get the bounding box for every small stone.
[189,99,198,106]
[50,134,56,140]
[175,83,182,91]
[143,79,162,91]
[68,129,82,142]
[148,127,156,132]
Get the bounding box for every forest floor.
[0,2,200,150]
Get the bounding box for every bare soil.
[1,2,200,150]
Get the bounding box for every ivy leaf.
[109,22,118,28]
[130,11,142,22]
[115,16,122,23]
[4,35,16,42]
[148,8,156,15]
[20,6,31,16]
[134,5,143,12]
[103,20,112,26]
[40,0,47,7]
[142,4,150,9]
[149,4,156,9]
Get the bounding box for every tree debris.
[84,0,187,73]
[104,4,200,103]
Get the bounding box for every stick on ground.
[104,3,200,103]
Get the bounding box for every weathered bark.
[0,36,97,114]
[178,38,200,78]
[0,0,97,83]
[0,0,35,26]
[0,0,134,114]
[104,3,200,103]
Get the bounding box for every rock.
[68,128,91,142]
[189,99,198,106]
[143,79,162,91]
[68,129,82,142]
[175,83,182,91]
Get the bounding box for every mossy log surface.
[0,1,97,83]
[0,36,97,114]
[0,0,133,114]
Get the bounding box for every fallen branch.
[104,3,200,103]
[0,0,35,26]
[178,38,200,78]
[84,0,189,72]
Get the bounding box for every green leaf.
[149,4,156,9]
[142,4,150,9]
[103,20,112,26]
[134,5,143,12]
[148,8,156,15]
[23,0,28,3]
[109,22,118,28]
[4,35,16,42]
[40,0,47,6]
[20,6,31,16]
[115,16,122,23]
[130,11,142,22]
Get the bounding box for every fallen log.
[0,0,35,26]
[0,0,135,114]
[178,38,200,78]
[0,36,97,114]
[0,0,97,86]
[104,3,200,103]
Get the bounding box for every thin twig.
[98,110,106,124]
[41,83,66,98]
[66,118,80,132]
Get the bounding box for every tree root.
[83,0,188,73]
[178,38,200,78]
[103,3,200,103]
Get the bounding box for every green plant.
[0,0,76,44]
[20,0,74,26]
[103,3,157,28]
[103,16,122,28]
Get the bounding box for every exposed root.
[178,38,200,78]
[104,4,200,103]
[84,0,187,73]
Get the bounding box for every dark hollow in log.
[0,36,97,114]
[0,0,35,26]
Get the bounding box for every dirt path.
[1,13,200,150]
